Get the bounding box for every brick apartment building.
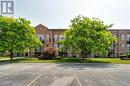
[35,24,130,57]
[110,29,130,57]
[35,24,66,51]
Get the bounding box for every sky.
[13,0,130,29]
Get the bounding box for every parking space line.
[72,71,83,86]
[86,80,94,86]
[72,70,94,86]
[26,74,42,86]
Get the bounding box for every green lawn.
[0,57,82,63]
[1,57,130,64]
[0,57,10,61]
[89,58,130,64]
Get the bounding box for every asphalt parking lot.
[0,63,130,86]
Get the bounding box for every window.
[53,38,55,42]
[46,34,49,39]
[36,35,44,52]
[37,46,42,52]
[121,34,125,40]
[46,34,49,41]
[49,38,51,42]
[127,44,130,50]
[59,35,65,40]
[54,35,58,41]
[37,35,44,41]
[127,34,130,41]
[110,44,114,51]
[54,44,58,48]
[112,34,116,37]
[39,37,42,41]
[121,44,125,50]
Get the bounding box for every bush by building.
[42,47,57,60]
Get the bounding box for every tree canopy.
[0,16,43,60]
[60,15,117,58]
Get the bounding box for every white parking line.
[26,74,42,86]
[48,76,74,86]
[72,71,83,86]
[85,79,94,86]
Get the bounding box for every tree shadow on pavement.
[56,63,119,70]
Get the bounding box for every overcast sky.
[14,0,130,29]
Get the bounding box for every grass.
[0,57,10,61]
[89,58,130,64]
[0,57,82,63]
[1,57,130,64]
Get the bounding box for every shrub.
[43,47,57,60]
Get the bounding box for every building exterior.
[35,24,66,52]
[35,24,130,57]
[110,29,130,57]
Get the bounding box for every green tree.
[60,15,116,60]
[0,16,43,60]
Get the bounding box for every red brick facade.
[35,24,130,57]
[35,24,65,52]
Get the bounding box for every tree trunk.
[9,50,14,61]
[81,50,85,60]
[107,53,110,58]
[10,56,13,60]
